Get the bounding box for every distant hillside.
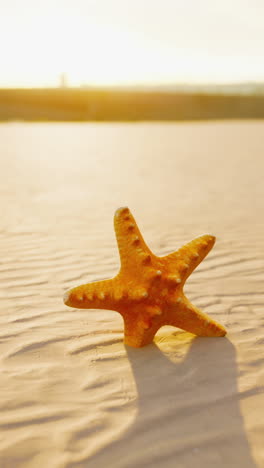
[0,88,264,121]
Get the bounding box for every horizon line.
[1,80,264,90]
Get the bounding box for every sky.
[1,0,264,87]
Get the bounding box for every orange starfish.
[63,207,226,347]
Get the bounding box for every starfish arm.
[168,296,226,337]
[63,278,118,310]
[163,235,215,282]
[122,312,162,348]
[114,207,154,272]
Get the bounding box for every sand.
[0,121,264,468]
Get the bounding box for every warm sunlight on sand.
[1,121,264,466]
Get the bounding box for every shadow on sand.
[81,333,256,468]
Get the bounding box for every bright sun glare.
[1,0,264,87]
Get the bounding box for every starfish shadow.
[85,333,256,468]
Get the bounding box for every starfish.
[63,207,226,347]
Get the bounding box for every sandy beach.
[1,121,264,467]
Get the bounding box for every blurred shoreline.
[1,87,264,121]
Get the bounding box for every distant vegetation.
[0,88,264,121]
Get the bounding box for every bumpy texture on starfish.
[64,207,226,347]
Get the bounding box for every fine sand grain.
[0,121,264,467]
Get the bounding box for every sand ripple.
[0,122,264,467]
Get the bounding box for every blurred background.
[1,0,264,121]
